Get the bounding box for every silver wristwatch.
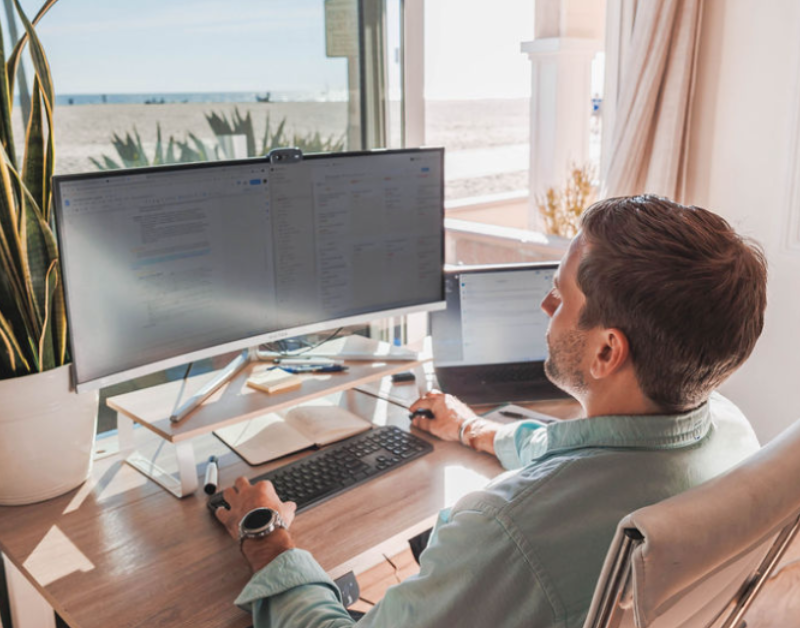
[238,507,287,545]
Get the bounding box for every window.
[9,0,407,175]
[424,0,534,204]
[6,0,406,433]
[423,1,605,266]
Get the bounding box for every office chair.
[583,419,800,628]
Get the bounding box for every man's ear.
[590,328,630,379]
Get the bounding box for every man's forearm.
[242,529,295,573]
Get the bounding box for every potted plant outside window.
[0,0,98,505]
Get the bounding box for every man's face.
[540,236,590,397]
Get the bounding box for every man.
[216,195,767,627]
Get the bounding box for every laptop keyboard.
[477,363,543,383]
[208,426,433,514]
[435,361,569,405]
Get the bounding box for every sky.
[425,0,534,99]
[4,0,535,100]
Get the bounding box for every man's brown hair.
[577,195,767,412]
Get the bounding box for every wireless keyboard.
[208,425,433,513]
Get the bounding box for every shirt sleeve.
[237,504,556,628]
[236,549,355,628]
[493,420,547,470]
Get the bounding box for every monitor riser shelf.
[107,341,429,498]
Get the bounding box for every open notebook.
[214,401,372,465]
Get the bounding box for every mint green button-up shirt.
[235,393,759,628]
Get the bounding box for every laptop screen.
[432,263,558,367]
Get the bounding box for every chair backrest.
[583,419,800,628]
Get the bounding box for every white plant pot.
[0,364,98,505]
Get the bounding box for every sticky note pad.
[246,369,303,394]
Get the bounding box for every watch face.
[243,508,275,531]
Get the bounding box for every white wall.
[685,0,800,442]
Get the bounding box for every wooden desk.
[0,388,578,628]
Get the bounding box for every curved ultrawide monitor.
[53,148,446,391]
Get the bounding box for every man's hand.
[409,390,479,442]
[215,477,297,572]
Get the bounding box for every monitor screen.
[54,148,445,391]
[432,263,557,367]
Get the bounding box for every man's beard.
[544,329,588,396]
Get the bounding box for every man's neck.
[580,379,665,418]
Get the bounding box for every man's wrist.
[458,417,478,445]
[241,528,295,573]
[463,419,498,456]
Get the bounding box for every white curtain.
[601,0,704,201]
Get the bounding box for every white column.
[522,37,602,229]
[403,0,426,148]
[522,0,605,229]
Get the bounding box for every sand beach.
[12,98,530,200]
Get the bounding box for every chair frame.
[585,512,800,628]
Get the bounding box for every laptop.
[430,262,571,405]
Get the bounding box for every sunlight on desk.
[23,526,95,586]
[63,460,148,514]
[62,476,98,515]
[366,396,391,427]
[105,462,154,501]
[443,464,493,505]
[96,471,148,504]
[371,376,395,398]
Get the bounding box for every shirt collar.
[527,401,712,460]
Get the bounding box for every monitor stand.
[109,336,430,498]
[169,347,270,424]
[169,336,420,424]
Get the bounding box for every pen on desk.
[280,364,349,374]
[409,408,435,420]
[274,357,343,366]
[204,455,219,495]
[499,410,526,419]
[499,409,557,424]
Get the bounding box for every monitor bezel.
[432,261,561,369]
[53,147,446,392]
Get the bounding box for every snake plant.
[0,0,64,379]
